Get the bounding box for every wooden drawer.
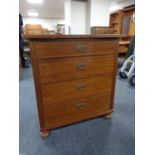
[44,94,111,129]
[42,75,113,105]
[34,40,117,58]
[39,55,115,83]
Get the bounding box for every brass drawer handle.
[75,45,87,53]
[76,83,86,91]
[76,102,86,110]
[75,63,86,70]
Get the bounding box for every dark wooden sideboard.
[26,35,119,138]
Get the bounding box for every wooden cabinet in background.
[128,16,135,35]
[24,24,56,35]
[109,4,135,35]
[109,10,123,34]
[109,4,135,55]
[121,4,135,35]
[27,35,119,138]
[24,24,44,35]
[91,26,115,34]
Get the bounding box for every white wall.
[65,0,71,34]
[86,0,91,34]
[23,17,65,31]
[70,1,86,34]
[71,0,111,34]
[110,0,135,12]
[90,0,111,26]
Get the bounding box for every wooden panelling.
[39,55,115,83]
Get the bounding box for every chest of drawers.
[27,35,119,138]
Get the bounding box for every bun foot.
[105,113,112,119]
[40,130,50,138]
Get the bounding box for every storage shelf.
[109,4,135,35]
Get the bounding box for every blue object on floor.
[19,66,135,155]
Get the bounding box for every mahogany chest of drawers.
[27,35,119,138]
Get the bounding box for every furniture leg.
[105,112,113,119]
[40,129,50,138]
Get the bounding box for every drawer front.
[44,94,111,129]
[34,40,117,58]
[41,75,113,105]
[39,55,115,83]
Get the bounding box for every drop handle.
[76,83,86,91]
[75,45,87,53]
[76,102,86,110]
[75,63,86,70]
